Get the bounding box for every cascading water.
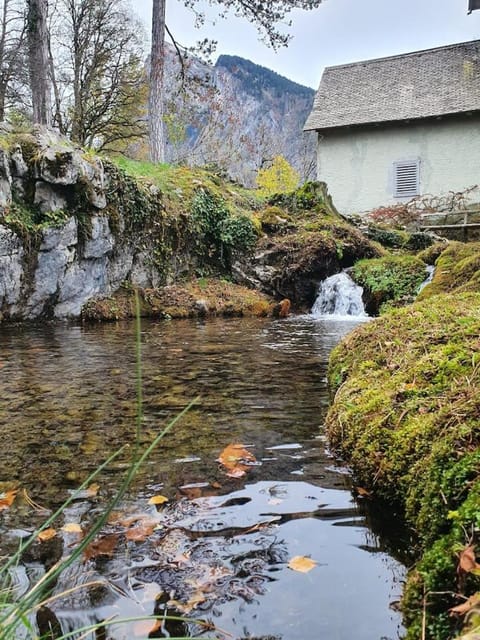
[417,265,435,293]
[311,271,367,318]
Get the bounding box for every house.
[304,40,480,216]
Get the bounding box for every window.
[393,160,420,198]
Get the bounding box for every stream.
[0,315,406,639]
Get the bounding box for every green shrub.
[352,255,427,314]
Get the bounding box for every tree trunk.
[149,0,166,163]
[27,0,51,126]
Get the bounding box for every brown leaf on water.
[354,486,372,499]
[148,494,169,506]
[218,443,256,478]
[0,489,18,510]
[168,590,207,614]
[458,545,480,574]
[288,555,317,573]
[84,533,119,561]
[37,528,57,542]
[125,519,157,542]
[449,593,480,616]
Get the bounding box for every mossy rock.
[417,241,449,265]
[418,242,480,300]
[351,254,427,314]
[267,181,339,215]
[259,206,295,233]
[326,292,480,639]
[82,280,276,321]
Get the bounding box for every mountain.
[162,50,316,186]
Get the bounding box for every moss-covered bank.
[352,254,427,315]
[418,242,480,300]
[82,278,277,321]
[326,290,480,639]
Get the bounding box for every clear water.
[0,316,405,639]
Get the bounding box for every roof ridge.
[323,39,480,73]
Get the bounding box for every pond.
[0,315,406,639]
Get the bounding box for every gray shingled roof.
[304,40,480,131]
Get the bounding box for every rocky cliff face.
[0,128,190,320]
[163,51,316,185]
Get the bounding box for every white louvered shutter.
[393,160,420,198]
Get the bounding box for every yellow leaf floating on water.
[148,495,169,506]
[37,528,57,542]
[217,443,256,478]
[288,555,317,573]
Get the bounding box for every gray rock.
[83,216,114,259]
[194,299,209,315]
[0,226,23,306]
[39,146,80,185]
[0,148,12,208]
[106,245,134,291]
[34,181,68,214]
[79,156,107,209]
[25,248,72,318]
[40,217,77,251]
[54,259,107,318]
[10,145,28,178]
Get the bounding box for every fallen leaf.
[217,443,256,478]
[69,483,100,500]
[458,545,480,574]
[0,489,18,510]
[354,486,372,498]
[148,495,169,506]
[37,528,57,542]
[84,533,119,561]
[125,519,157,542]
[288,555,317,573]
[61,523,83,534]
[449,593,480,616]
[168,590,207,614]
[85,483,100,498]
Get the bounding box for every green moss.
[326,292,480,639]
[352,254,427,314]
[418,242,480,300]
[82,280,275,321]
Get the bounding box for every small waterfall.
[311,272,367,318]
[417,265,435,293]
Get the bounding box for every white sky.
[130,0,480,89]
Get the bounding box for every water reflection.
[0,316,405,639]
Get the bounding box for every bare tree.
[26,0,51,125]
[51,0,147,149]
[148,0,323,164]
[0,0,28,120]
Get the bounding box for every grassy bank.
[326,276,480,638]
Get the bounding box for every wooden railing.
[418,209,480,241]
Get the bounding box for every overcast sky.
[130,0,480,89]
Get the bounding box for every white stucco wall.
[317,116,480,215]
